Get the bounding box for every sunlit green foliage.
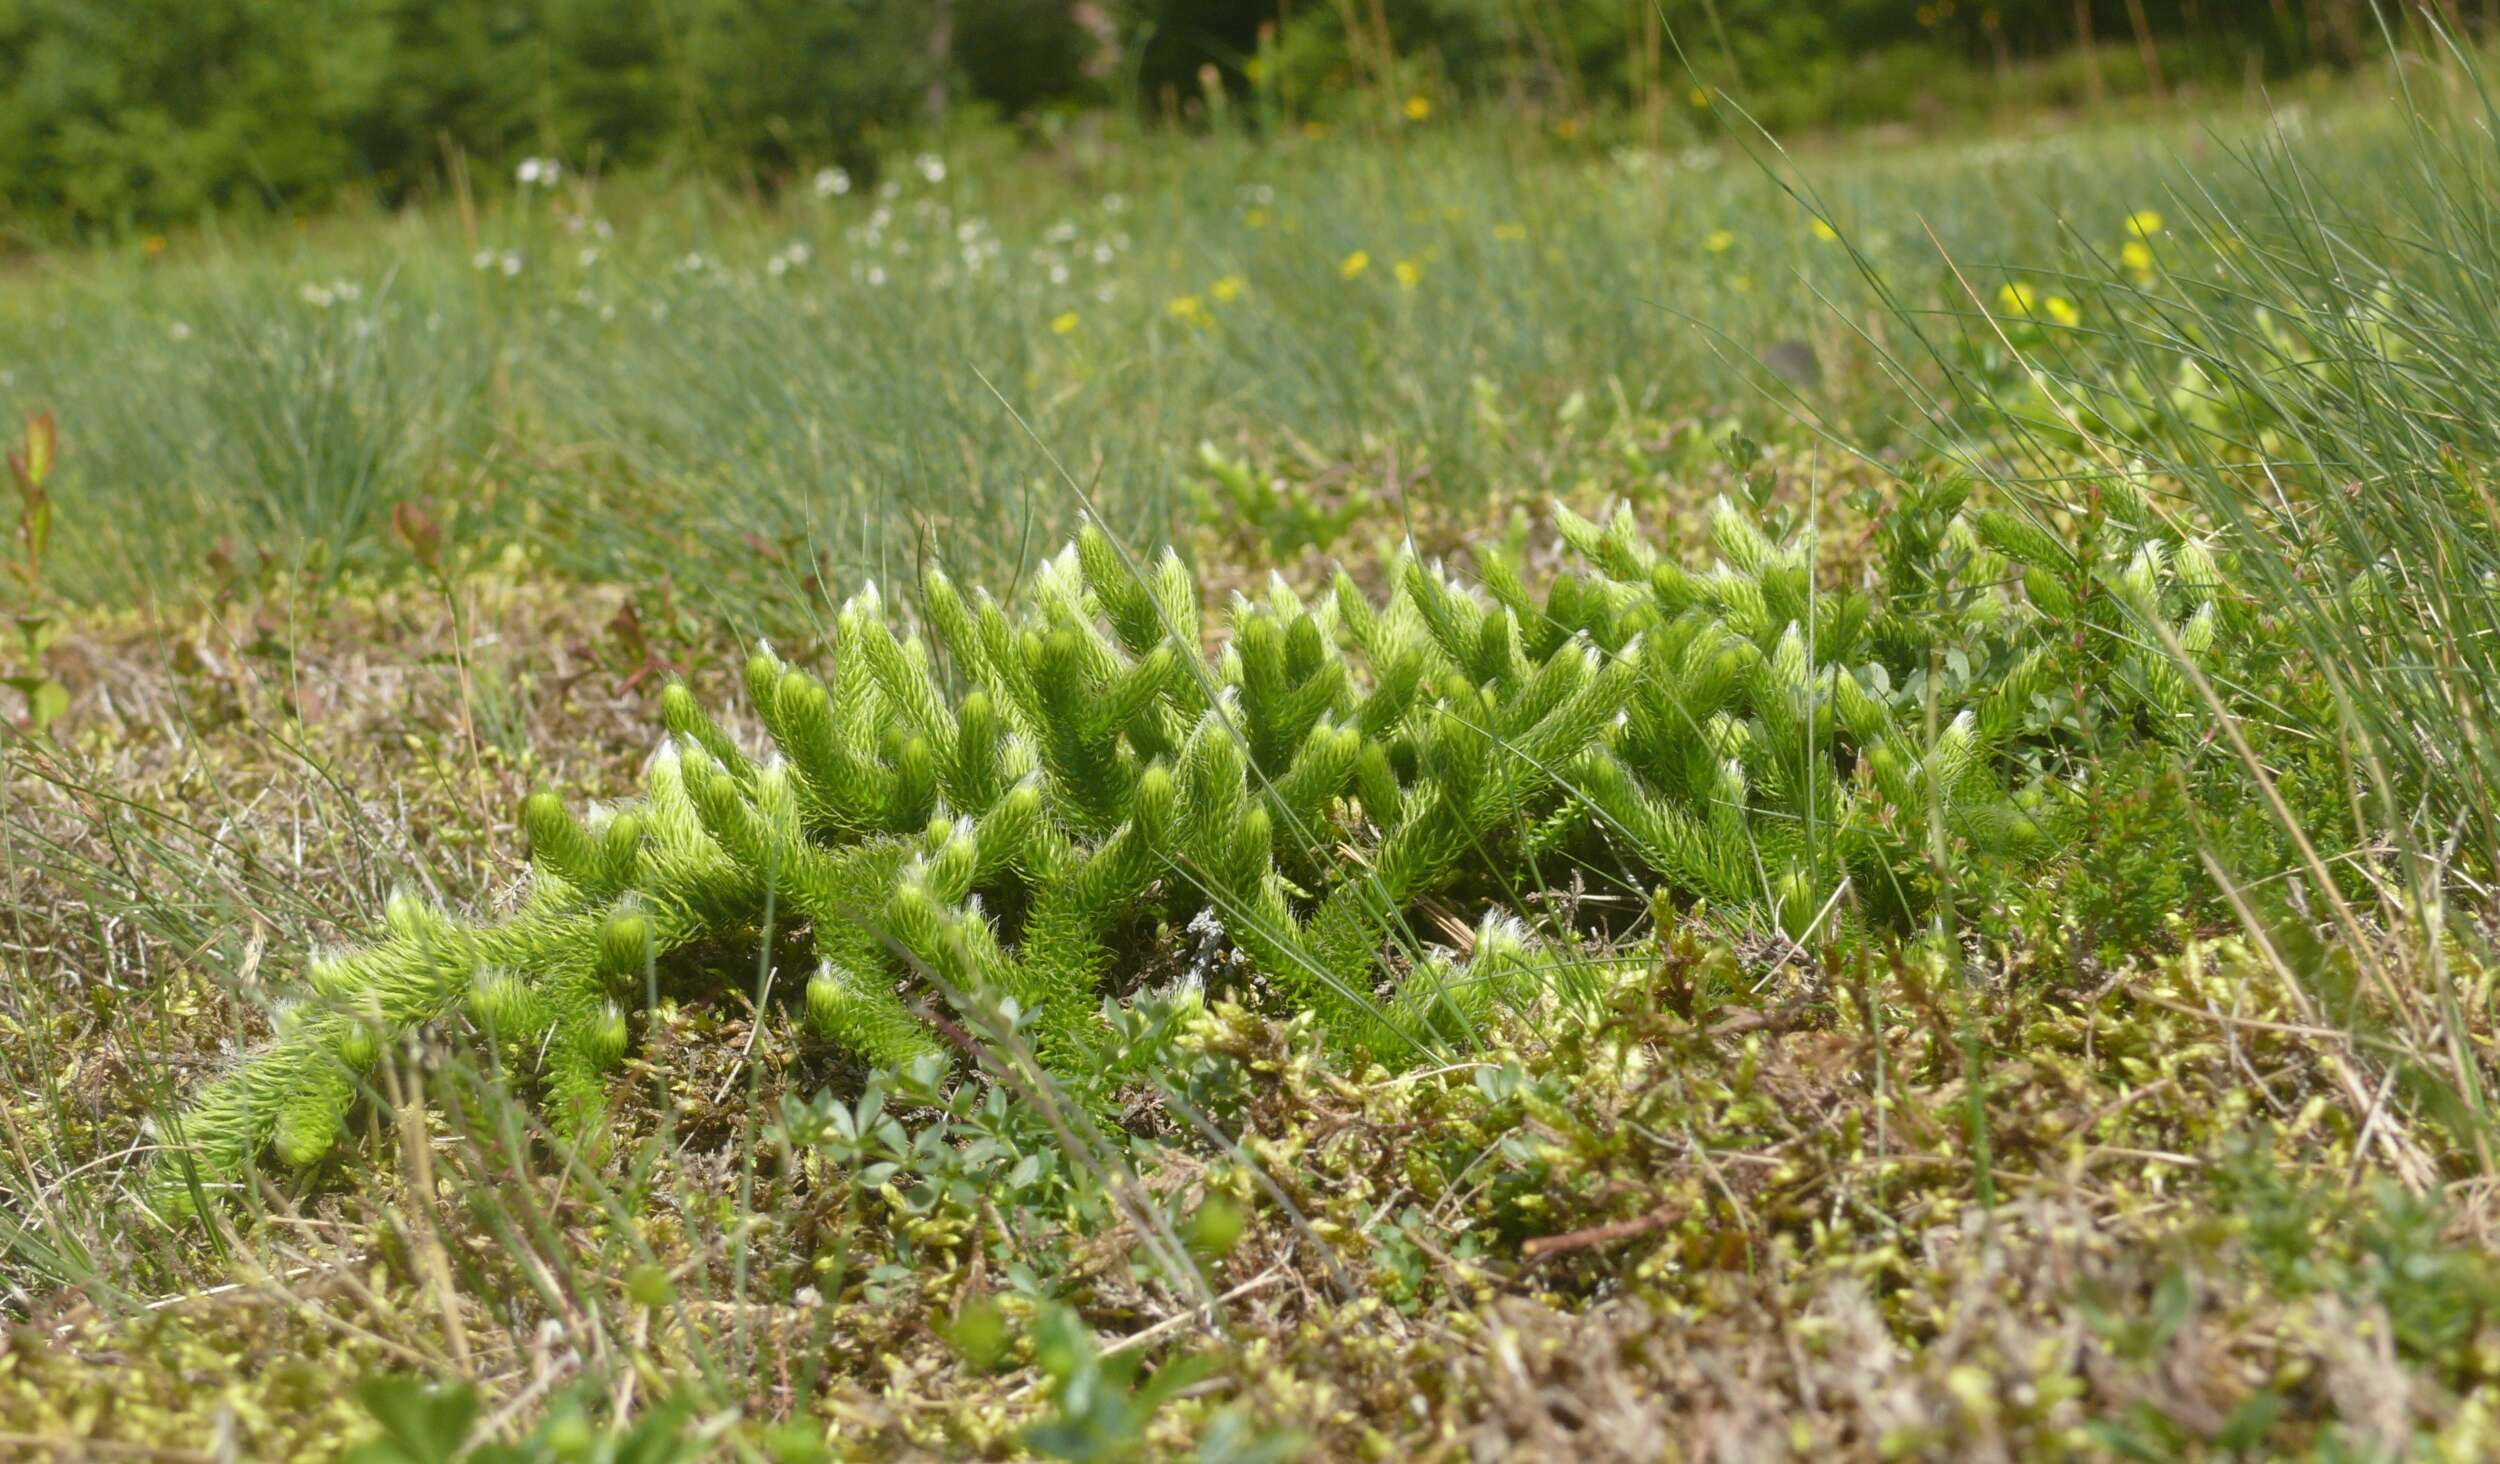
[155,479,2245,1202]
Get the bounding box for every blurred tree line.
[0,0,2414,237]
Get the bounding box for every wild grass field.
[6,30,2500,1463]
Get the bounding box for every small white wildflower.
[1049,263,1070,286]
[812,166,852,197]
[515,157,562,188]
[578,246,601,268]
[1091,242,1115,266]
[168,320,192,342]
[865,264,888,287]
[1102,192,1127,213]
[472,249,497,271]
[767,255,789,278]
[915,152,947,184]
[500,251,523,276]
[298,282,334,308]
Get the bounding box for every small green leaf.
[625,1262,675,1309]
[945,1297,1011,1370]
[347,1376,478,1464]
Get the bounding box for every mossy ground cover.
[3,479,2493,1458]
[7,50,2500,1464]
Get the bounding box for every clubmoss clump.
[153,487,2237,1205]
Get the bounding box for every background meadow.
[0,90,2368,609]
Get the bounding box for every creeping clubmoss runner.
[157,486,2237,1207]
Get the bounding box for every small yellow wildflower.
[1339,249,1371,280]
[1210,274,1247,303]
[1689,85,1711,108]
[143,234,168,257]
[1244,207,1270,230]
[2126,210,2165,238]
[1404,95,1433,121]
[2044,295,2081,328]
[1050,310,1081,335]
[1705,229,1735,254]
[1243,58,1267,85]
[1553,117,1585,140]
[1998,282,2039,315]
[2121,240,2154,274]
[1809,218,1839,242]
[1493,222,1529,242]
[1394,259,1422,289]
[1167,294,1213,328]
